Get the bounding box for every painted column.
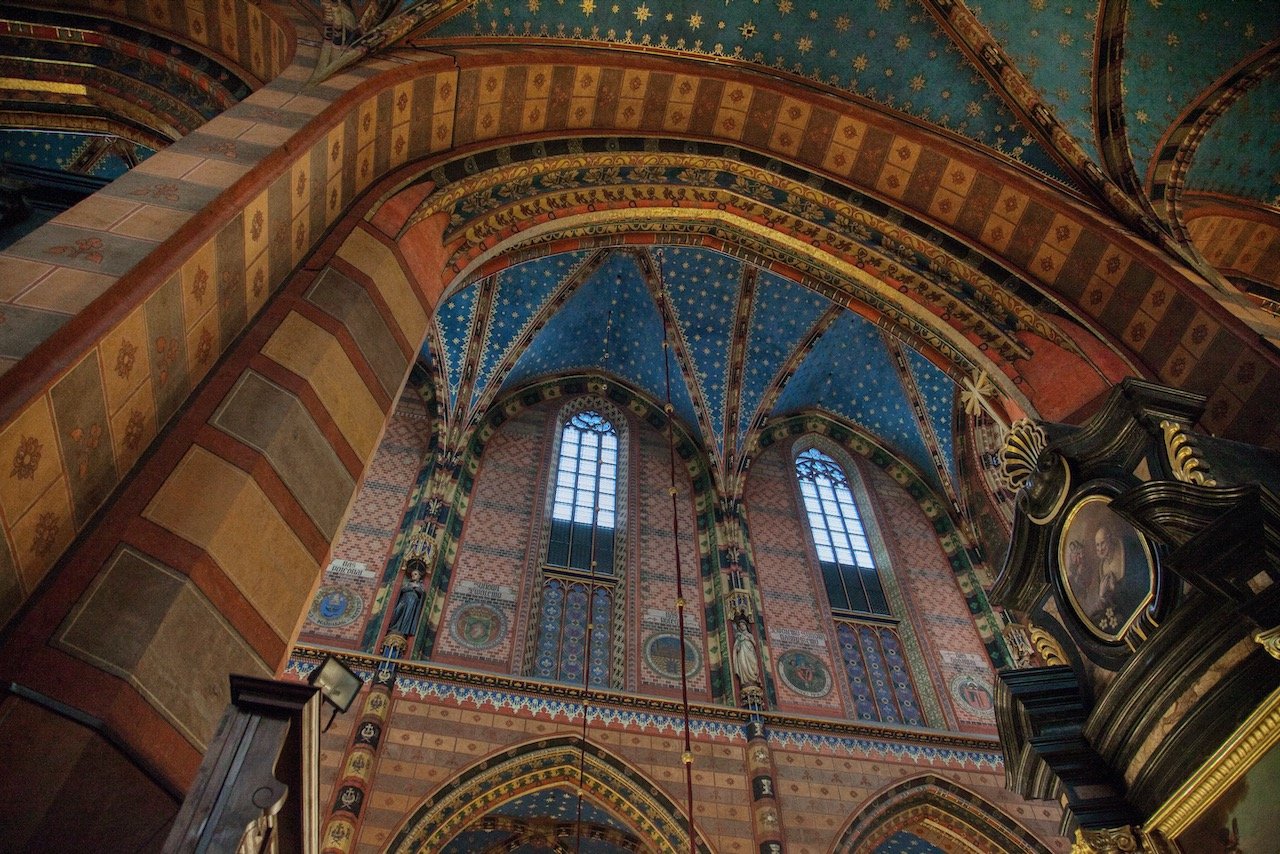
[320,664,396,854]
[745,720,786,853]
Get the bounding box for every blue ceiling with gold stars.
[425,245,959,494]
[420,0,1069,182]
[873,829,947,854]
[1122,0,1280,200]
[1186,76,1280,205]
[440,785,640,853]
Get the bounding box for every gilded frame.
[1142,685,1280,852]
[1056,493,1156,643]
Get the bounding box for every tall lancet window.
[547,410,617,571]
[795,447,888,616]
[795,446,924,725]
[532,407,622,689]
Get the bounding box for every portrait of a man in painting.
[1057,495,1154,641]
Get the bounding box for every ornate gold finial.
[1028,623,1069,666]
[1160,420,1216,487]
[1000,419,1048,492]
[1255,626,1280,660]
[1072,826,1141,853]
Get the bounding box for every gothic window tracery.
[794,445,925,726]
[530,404,626,688]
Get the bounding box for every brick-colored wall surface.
[434,407,543,670]
[297,391,431,649]
[744,439,998,732]
[860,461,997,733]
[632,419,710,698]
[303,678,1068,853]
[744,442,847,716]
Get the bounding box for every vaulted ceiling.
[425,245,962,499]
[407,0,1280,248]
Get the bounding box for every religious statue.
[388,559,426,637]
[733,621,761,689]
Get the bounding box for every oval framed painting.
[1056,494,1156,643]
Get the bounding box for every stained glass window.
[547,410,617,573]
[795,447,889,616]
[534,408,621,689]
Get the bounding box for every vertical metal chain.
[575,306,613,852]
[655,251,698,854]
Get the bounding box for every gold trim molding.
[1141,684,1280,842]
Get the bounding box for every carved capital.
[1072,826,1142,853]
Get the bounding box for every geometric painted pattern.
[423,0,1069,180]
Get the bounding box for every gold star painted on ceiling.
[581,0,595,13]
[739,20,756,37]
[895,34,910,51]
[835,15,850,31]
[776,0,792,13]
[688,12,702,28]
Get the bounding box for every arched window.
[547,410,618,572]
[795,445,924,726]
[532,407,624,689]
[795,447,888,616]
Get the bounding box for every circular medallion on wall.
[643,633,702,679]
[309,585,364,628]
[449,603,508,650]
[777,650,832,698]
[948,673,995,718]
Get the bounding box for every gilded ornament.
[1255,625,1280,660]
[1000,419,1048,492]
[1028,623,1068,666]
[1159,419,1216,486]
[1071,826,1141,853]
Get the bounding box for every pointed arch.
[385,735,714,854]
[833,774,1054,854]
[753,411,1011,672]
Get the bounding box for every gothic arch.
[416,373,733,701]
[385,734,714,854]
[833,774,1054,854]
[753,411,1009,670]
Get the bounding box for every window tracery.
[794,445,925,726]
[529,402,628,689]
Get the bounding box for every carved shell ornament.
[999,419,1047,492]
[1000,419,1071,524]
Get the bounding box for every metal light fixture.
[308,654,362,730]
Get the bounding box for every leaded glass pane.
[795,447,889,617]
